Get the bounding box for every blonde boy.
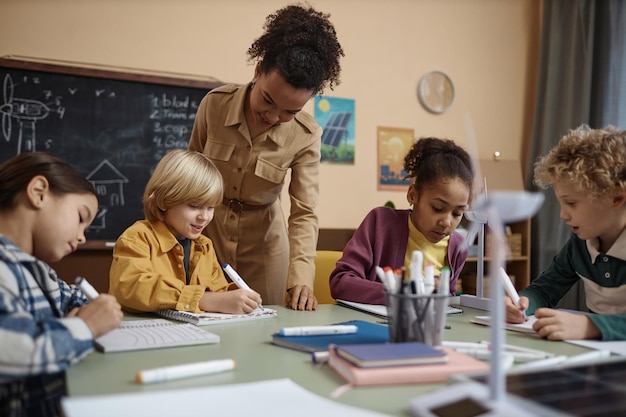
[109,149,262,314]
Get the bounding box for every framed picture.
[377,126,414,191]
[314,96,355,164]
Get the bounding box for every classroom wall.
[0,0,541,230]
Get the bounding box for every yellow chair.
[313,250,343,304]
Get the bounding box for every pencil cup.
[384,291,448,346]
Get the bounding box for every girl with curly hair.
[329,137,474,304]
[188,4,343,310]
[507,125,626,341]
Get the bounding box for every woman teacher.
[188,4,343,310]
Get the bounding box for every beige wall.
[0,0,541,229]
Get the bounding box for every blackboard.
[0,57,223,243]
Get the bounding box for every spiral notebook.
[94,319,220,353]
[155,307,277,326]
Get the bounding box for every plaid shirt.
[0,235,94,383]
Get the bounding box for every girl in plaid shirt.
[0,152,122,417]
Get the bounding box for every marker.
[442,341,485,350]
[453,347,493,361]
[376,266,395,293]
[498,267,526,319]
[479,340,553,359]
[222,263,264,310]
[279,325,357,336]
[135,359,235,384]
[75,277,99,300]
[507,351,561,363]
[561,350,611,366]
[513,355,567,371]
[423,263,435,294]
[410,250,425,295]
[444,341,547,362]
[311,350,330,364]
[383,266,399,293]
[433,266,450,346]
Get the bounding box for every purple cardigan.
[329,207,467,304]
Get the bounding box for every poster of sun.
[377,126,414,191]
[314,96,355,164]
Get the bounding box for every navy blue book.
[334,341,448,368]
[271,320,389,353]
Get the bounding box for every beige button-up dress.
[188,83,320,305]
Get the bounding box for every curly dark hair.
[404,137,474,195]
[247,3,344,95]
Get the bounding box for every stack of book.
[332,341,448,368]
[328,341,489,386]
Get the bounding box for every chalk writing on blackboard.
[0,58,223,243]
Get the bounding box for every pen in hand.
[222,263,264,310]
[498,267,527,319]
[75,277,99,301]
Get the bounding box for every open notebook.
[470,314,538,335]
[94,319,220,352]
[336,299,463,317]
[155,307,277,326]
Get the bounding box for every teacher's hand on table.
[286,285,318,311]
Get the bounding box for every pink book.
[328,346,489,386]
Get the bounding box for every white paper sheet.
[564,339,626,356]
[62,378,391,417]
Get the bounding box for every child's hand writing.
[75,294,123,338]
[200,289,262,314]
[505,295,529,323]
[533,308,601,340]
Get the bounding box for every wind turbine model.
[411,114,547,417]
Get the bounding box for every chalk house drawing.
[0,74,65,153]
[87,160,129,230]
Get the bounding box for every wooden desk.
[65,303,591,416]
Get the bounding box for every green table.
[66,301,591,416]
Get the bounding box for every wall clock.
[417,71,455,114]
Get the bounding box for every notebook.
[336,299,463,317]
[155,307,277,325]
[471,315,538,335]
[94,319,220,353]
[328,346,489,386]
[333,341,448,368]
[271,320,389,353]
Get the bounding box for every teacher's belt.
[222,198,272,213]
